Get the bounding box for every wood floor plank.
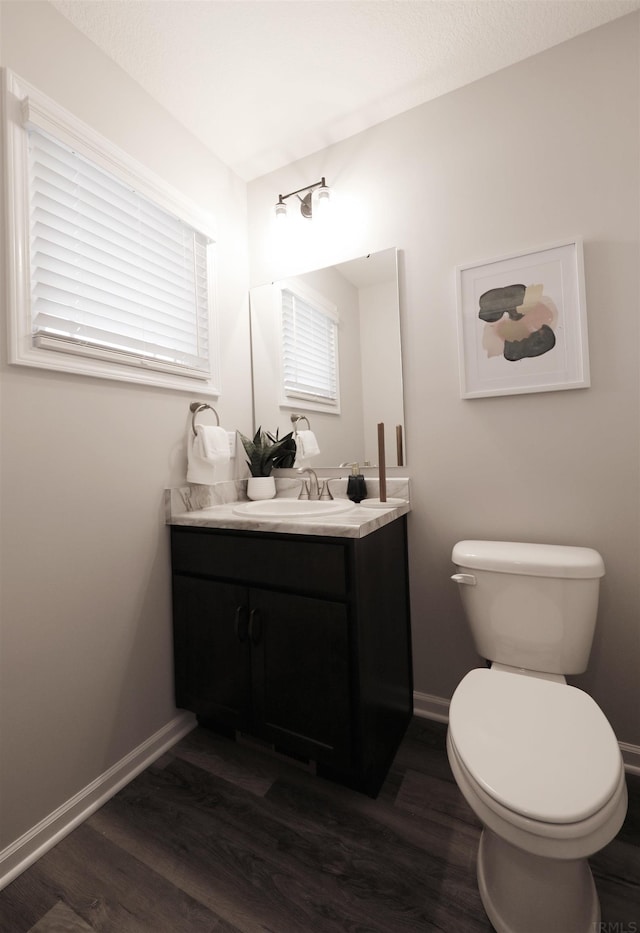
[265,758,480,869]
[620,773,640,845]
[28,900,94,932]
[90,762,360,933]
[262,767,490,931]
[27,821,230,933]
[0,868,60,932]
[395,767,481,829]
[392,720,456,784]
[127,748,485,931]
[591,835,640,926]
[0,718,638,933]
[174,751,489,933]
[170,727,281,796]
[119,756,458,933]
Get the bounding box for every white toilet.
[447,540,628,933]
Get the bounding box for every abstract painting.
[456,240,589,398]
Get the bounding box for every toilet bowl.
[447,667,627,933]
[447,540,627,932]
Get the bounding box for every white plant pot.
[246,476,276,501]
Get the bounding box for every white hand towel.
[197,425,230,462]
[294,429,321,467]
[187,426,230,484]
[296,430,320,459]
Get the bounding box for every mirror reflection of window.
[280,282,341,411]
[250,248,405,467]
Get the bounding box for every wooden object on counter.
[396,424,404,467]
[377,422,387,502]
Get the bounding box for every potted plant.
[239,427,297,500]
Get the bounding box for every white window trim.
[278,277,341,415]
[3,68,221,395]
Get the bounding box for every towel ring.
[190,401,220,437]
[290,414,310,430]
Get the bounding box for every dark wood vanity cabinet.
[170,517,412,796]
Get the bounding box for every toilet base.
[477,828,600,933]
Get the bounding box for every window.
[4,70,219,393]
[280,282,340,412]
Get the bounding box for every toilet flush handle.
[451,573,476,585]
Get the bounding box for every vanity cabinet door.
[249,588,351,765]
[172,574,251,732]
[170,520,412,797]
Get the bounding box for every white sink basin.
[232,498,355,518]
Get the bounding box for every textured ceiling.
[50,0,640,181]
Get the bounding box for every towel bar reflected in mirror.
[190,401,220,436]
[290,414,311,430]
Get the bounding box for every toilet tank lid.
[452,540,605,578]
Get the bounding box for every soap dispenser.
[347,463,367,503]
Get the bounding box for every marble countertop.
[166,477,410,539]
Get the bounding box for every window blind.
[27,127,212,377]
[281,288,338,404]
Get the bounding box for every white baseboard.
[413,690,640,776]
[413,690,450,723]
[620,741,640,775]
[0,711,196,892]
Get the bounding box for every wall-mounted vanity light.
[275,177,330,221]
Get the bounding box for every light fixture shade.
[316,184,330,205]
[275,199,287,221]
[313,183,331,219]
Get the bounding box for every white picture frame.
[456,239,590,399]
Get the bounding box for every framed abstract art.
[456,239,589,399]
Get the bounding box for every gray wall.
[0,1,252,851]
[248,15,640,749]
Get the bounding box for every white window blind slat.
[32,284,204,352]
[32,241,201,319]
[27,126,212,376]
[33,333,207,377]
[31,132,192,245]
[32,207,201,300]
[32,184,203,283]
[32,311,206,369]
[31,231,200,313]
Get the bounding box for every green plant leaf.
[239,428,298,476]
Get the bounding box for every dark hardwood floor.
[0,718,638,932]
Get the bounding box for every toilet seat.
[448,730,627,852]
[449,668,623,823]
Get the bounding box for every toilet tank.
[451,540,605,675]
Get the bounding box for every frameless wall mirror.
[249,247,405,467]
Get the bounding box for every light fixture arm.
[278,177,326,204]
[275,177,329,220]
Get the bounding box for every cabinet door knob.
[235,606,249,642]
[249,608,262,645]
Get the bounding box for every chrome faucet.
[297,468,333,501]
[297,468,319,499]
